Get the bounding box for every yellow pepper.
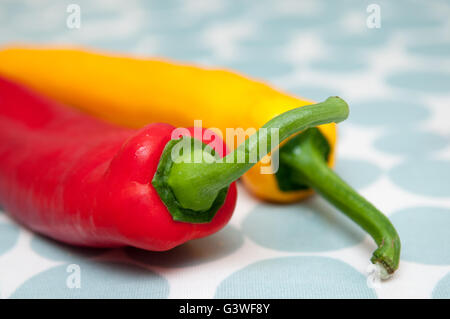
[0,46,401,275]
[0,46,335,202]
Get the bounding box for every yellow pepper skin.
[0,46,336,203]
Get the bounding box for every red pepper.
[0,76,236,250]
[0,76,348,251]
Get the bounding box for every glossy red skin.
[0,76,237,251]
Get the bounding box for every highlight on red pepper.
[0,76,348,255]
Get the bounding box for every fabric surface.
[0,0,449,299]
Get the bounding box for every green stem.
[279,128,401,275]
[166,97,349,212]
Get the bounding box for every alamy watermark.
[366,262,392,289]
[66,264,81,289]
[66,4,81,29]
[366,4,381,29]
[169,120,279,174]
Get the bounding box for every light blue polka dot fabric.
[0,223,20,256]
[215,256,376,299]
[0,0,449,299]
[242,198,366,253]
[11,261,169,299]
[390,207,450,265]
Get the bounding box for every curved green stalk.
[277,128,401,275]
[164,96,349,212]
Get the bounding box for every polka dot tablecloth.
[0,0,449,299]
